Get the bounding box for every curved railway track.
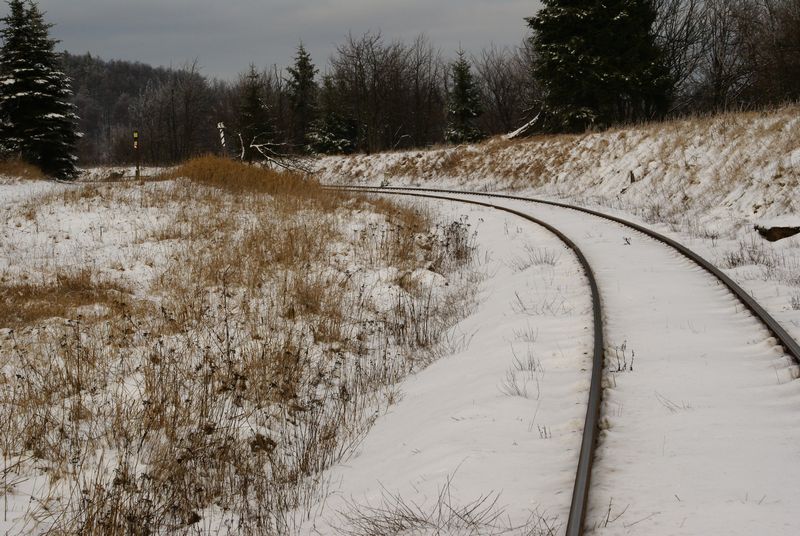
[328,184,800,536]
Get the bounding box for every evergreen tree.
[445,50,484,144]
[286,43,318,151]
[307,74,357,155]
[527,0,673,132]
[0,0,80,179]
[237,64,271,162]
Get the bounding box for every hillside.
[317,106,800,232]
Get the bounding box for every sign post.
[217,122,227,154]
[133,130,140,180]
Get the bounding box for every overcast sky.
[12,1,541,81]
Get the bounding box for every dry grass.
[507,245,561,273]
[336,476,558,536]
[0,159,45,181]
[161,155,323,199]
[0,269,131,327]
[0,157,478,534]
[719,238,781,269]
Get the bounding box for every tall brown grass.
[162,155,321,197]
[0,159,45,180]
[0,269,130,327]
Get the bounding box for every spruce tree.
[527,0,673,132]
[445,50,484,144]
[237,64,271,162]
[307,74,357,155]
[0,0,80,179]
[286,43,318,151]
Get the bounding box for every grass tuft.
[0,159,45,180]
[336,476,559,536]
[0,269,130,327]
[161,155,320,197]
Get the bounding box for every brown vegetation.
[0,269,130,327]
[0,159,45,180]
[0,157,478,534]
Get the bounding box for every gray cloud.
[18,0,540,79]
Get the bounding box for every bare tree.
[737,0,800,104]
[327,31,448,154]
[474,42,535,134]
[406,35,447,148]
[654,0,799,112]
[129,60,214,164]
[653,0,707,111]
[685,0,753,110]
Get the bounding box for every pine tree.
[307,74,357,155]
[0,0,80,179]
[445,50,484,144]
[237,64,271,162]
[527,0,673,132]
[286,43,318,151]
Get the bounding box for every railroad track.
[328,184,800,536]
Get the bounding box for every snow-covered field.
[0,163,479,534]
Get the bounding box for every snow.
[461,194,800,535]
[301,200,593,534]
[300,190,800,534]
[2,106,799,534]
[78,166,166,181]
[0,179,173,290]
[306,109,800,534]
[0,175,485,533]
[754,215,800,229]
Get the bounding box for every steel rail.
[335,185,800,367]
[330,187,605,536]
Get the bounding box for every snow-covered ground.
[301,200,593,534]
[305,109,800,534]
[0,172,480,534]
[298,191,800,535]
[78,166,166,182]
[3,107,799,534]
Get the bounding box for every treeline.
[64,34,531,165]
[63,0,799,165]
[64,53,232,165]
[656,0,800,112]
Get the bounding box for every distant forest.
[63,0,800,166]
